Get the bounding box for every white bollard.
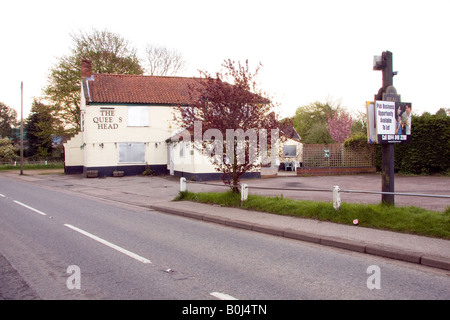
[333,185,341,210]
[180,177,186,192]
[241,184,248,202]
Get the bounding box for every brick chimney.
[81,59,92,78]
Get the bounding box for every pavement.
[1,169,450,271]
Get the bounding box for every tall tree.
[25,100,63,158]
[44,29,144,133]
[143,44,186,76]
[175,60,279,193]
[305,122,333,144]
[293,100,343,144]
[0,102,18,138]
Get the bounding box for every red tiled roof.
[85,73,203,105]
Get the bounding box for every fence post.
[333,185,341,210]
[241,184,248,202]
[180,177,186,192]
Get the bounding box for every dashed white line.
[210,292,238,300]
[8,197,240,298]
[0,193,5,197]
[10,199,151,264]
[13,200,47,216]
[63,224,152,264]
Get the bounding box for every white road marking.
[0,193,5,197]
[63,224,152,264]
[13,200,47,216]
[210,292,238,300]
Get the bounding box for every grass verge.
[0,163,64,171]
[174,190,450,239]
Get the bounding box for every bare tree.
[144,44,186,76]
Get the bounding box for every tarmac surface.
[1,169,449,271]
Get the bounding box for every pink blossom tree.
[326,111,353,143]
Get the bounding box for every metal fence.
[179,178,450,210]
[302,143,376,167]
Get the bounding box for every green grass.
[0,163,64,171]
[174,190,450,239]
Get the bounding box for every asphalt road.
[1,176,449,301]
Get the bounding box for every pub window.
[283,145,297,157]
[118,142,145,163]
[128,107,149,127]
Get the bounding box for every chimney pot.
[81,59,92,78]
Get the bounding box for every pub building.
[63,60,302,180]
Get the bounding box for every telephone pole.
[374,51,397,205]
[20,82,24,176]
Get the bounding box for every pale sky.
[1,0,449,120]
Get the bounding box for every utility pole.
[20,81,24,176]
[374,51,397,205]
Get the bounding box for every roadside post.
[371,51,412,206]
[372,51,400,205]
[333,186,341,210]
[241,184,248,202]
[180,177,186,192]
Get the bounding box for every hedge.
[394,113,450,175]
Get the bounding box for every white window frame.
[128,106,149,127]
